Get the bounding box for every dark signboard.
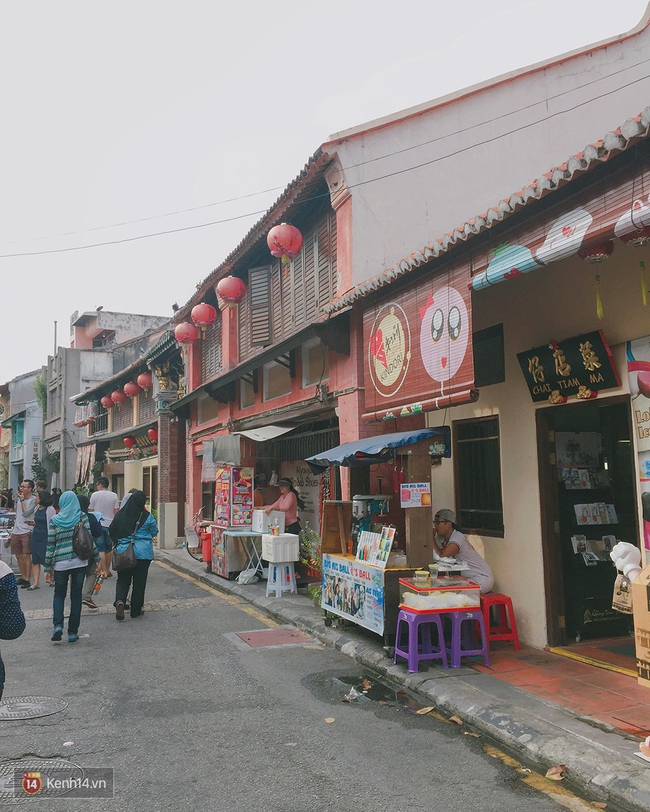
[517,330,621,402]
[362,262,476,422]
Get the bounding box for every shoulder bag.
[111,511,145,572]
[72,519,94,560]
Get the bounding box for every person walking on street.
[109,490,158,621]
[0,559,26,701]
[28,490,56,590]
[89,477,119,578]
[78,494,104,610]
[10,480,36,589]
[44,491,93,643]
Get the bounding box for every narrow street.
[1,562,605,812]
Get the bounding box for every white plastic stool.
[266,562,297,597]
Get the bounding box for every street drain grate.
[0,757,74,805]
[0,696,68,721]
[235,627,313,647]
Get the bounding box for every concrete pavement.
[157,547,650,812]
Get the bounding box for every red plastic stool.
[480,593,520,650]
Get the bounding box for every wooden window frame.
[453,415,504,537]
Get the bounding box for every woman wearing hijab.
[44,491,93,643]
[109,490,158,621]
[263,477,305,535]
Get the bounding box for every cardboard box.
[252,509,285,534]
[631,562,650,688]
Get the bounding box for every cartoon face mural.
[419,285,469,383]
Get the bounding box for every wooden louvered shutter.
[201,316,222,382]
[249,266,271,346]
[303,229,317,321]
[238,282,251,360]
[317,211,337,312]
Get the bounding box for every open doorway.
[537,397,638,647]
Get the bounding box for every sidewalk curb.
[157,550,650,812]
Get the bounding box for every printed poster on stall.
[211,527,228,578]
[321,554,385,634]
[214,467,232,528]
[400,482,431,508]
[230,466,253,526]
[627,336,650,550]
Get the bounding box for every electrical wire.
[1,65,649,259]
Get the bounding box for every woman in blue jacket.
[109,490,158,621]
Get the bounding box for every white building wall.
[326,9,650,286]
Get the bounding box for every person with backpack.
[109,490,158,621]
[43,491,93,643]
[77,494,104,610]
[0,559,26,700]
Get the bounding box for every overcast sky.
[1,0,648,383]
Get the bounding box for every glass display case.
[399,576,480,613]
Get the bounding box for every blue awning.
[305,426,450,474]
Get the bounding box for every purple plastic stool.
[444,609,490,668]
[394,609,448,673]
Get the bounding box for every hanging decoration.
[111,389,127,405]
[123,381,140,398]
[216,276,247,308]
[147,428,158,441]
[191,302,218,335]
[578,241,614,263]
[100,395,114,409]
[123,435,136,449]
[619,227,650,248]
[267,223,303,278]
[136,372,153,394]
[595,275,603,320]
[174,322,199,345]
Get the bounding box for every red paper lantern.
[147,428,158,441]
[123,381,140,398]
[123,435,136,449]
[619,227,650,247]
[111,389,127,404]
[174,322,199,344]
[267,223,303,264]
[100,395,114,409]
[191,302,218,333]
[579,241,614,263]
[216,276,247,308]
[136,372,153,391]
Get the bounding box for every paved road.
[0,561,590,811]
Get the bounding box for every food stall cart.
[306,427,452,643]
[210,465,261,579]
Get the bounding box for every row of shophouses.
[4,12,650,650]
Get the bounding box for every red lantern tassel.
[595,275,603,320]
[642,261,648,307]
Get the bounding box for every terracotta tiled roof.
[325,107,650,313]
[176,149,332,321]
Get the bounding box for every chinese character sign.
[517,331,620,402]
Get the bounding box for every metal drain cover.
[0,758,73,805]
[0,696,68,721]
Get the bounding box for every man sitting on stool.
[432,508,494,594]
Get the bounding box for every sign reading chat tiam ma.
[517,330,620,403]
[362,262,477,422]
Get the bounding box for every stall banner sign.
[321,554,384,635]
[230,466,253,526]
[214,467,232,528]
[400,482,431,508]
[362,262,477,422]
[211,527,228,578]
[627,336,650,551]
[517,330,620,402]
